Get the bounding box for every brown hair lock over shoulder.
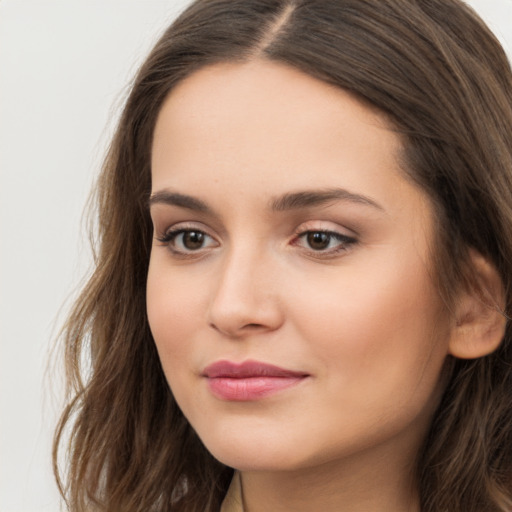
[53,1,512,511]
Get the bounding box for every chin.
[211,447,302,472]
[197,428,317,472]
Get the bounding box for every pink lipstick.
[202,360,308,401]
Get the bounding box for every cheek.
[288,252,450,400]
[146,258,207,367]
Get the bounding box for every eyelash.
[293,229,357,257]
[156,227,217,257]
[155,227,357,258]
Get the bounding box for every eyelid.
[155,221,220,257]
[155,220,209,238]
[293,220,357,238]
[291,221,358,257]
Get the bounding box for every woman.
[54,0,512,510]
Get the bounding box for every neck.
[239,438,421,512]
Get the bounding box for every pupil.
[183,231,204,250]
[307,232,330,250]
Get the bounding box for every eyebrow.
[148,191,212,213]
[148,187,384,214]
[270,188,385,212]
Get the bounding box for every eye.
[294,230,357,255]
[157,227,218,254]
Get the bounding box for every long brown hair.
[54,1,512,510]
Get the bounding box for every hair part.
[54,1,512,510]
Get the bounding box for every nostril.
[209,321,267,337]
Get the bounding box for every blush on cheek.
[297,260,446,387]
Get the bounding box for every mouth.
[202,360,309,401]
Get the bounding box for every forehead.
[151,60,428,222]
[153,60,394,147]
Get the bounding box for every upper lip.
[202,360,309,378]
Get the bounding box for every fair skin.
[147,60,455,512]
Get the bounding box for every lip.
[202,360,309,401]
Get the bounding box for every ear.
[449,250,507,359]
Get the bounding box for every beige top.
[220,472,244,512]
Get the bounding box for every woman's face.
[147,60,452,473]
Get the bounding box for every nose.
[207,246,284,339]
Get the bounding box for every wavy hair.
[54,1,512,510]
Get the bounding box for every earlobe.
[448,250,507,359]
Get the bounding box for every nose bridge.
[208,238,282,336]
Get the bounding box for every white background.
[1,1,511,511]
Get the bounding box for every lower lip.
[206,376,306,401]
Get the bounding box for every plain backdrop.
[1,1,511,511]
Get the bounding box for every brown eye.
[158,228,218,254]
[295,230,357,255]
[182,231,205,250]
[306,232,331,250]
